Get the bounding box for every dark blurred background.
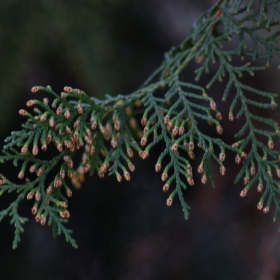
[0,0,280,279]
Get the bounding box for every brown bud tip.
[46,135,52,144]
[19,109,27,116]
[243,177,249,185]
[141,118,147,126]
[61,202,68,208]
[179,126,185,135]
[116,174,122,183]
[257,202,263,211]
[91,120,97,130]
[129,118,138,129]
[139,150,149,159]
[64,110,71,119]
[40,217,46,226]
[216,125,223,134]
[125,107,132,116]
[114,121,121,131]
[77,104,83,114]
[127,148,133,158]
[155,163,161,172]
[134,100,142,107]
[36,168,43,177]
[18,171,24,179]
[263,207,269,214]
[270,101,277,109]
[67,160,74,168]
[60,210,70,219]
[250,167,256,177]
[143,127,149,134]
[166,197,173,206]
[188,142,194,151]
[210,101,216,110]
[73,132,79,142]
[29,165,36,173]
[35,192,41,201]
[32,146,39,156]
[161,172,168,182]
[41,144,47,151]
[54,178,63,188]
[201,175,207,184]
[164,115,170,125]
[51,101,57,108]
[66,189,72,197]
[26,100,35,107]
[56,107,63,115]
[21,145,28,155]
[228,112,234,121]
[31,86,39,93]
[60,170,65,179]
[241,152,247,159]
[219,153,225,162]
[235,154,241,164]
[188,151,195,160]
[63,86,72,93]
[98,171,105,178]
[35,215,41,223]
[99,126,106,135]
[195,55,205,64]
[257,184,263,192]
[163,184,169,192]
[167,122,174,130]
[240,189,247,197]
[267,140,274,150]
[187,177,194,186]
[128,163,135,172]
[172,127,179,136]
[111,139,118,148]
[46,186,53,195]
[31,207,38,215]
[75,88,82,94]
[220,166,226,176]
[232,142,238,148]
[216,112,222,121]
[27,192,34,200]
[84,164,91,173]
[171,143,178,152]
[89,146,95,156]
[100,163,108,174]
[140,137,147,146]
[40,113,47,122]
[197,165,203,174]
[65,210,70,218]
[210,101,217,111]
[64,155,70,162]
[124,171,130,181]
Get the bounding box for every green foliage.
[1,0,280,248]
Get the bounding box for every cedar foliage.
[0,0,280,248]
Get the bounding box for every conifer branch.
[0,0,280,248]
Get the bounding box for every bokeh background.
[0,0,280,279]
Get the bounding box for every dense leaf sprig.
[0,0,280,248]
